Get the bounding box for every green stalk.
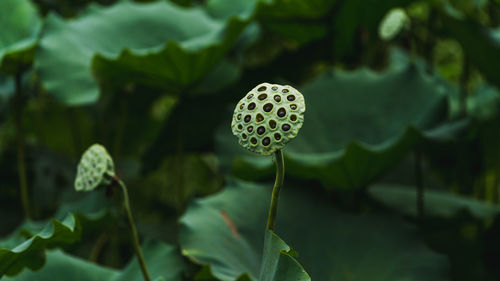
[414,149,424,223]
[14,72,30,219]
[266,150,285,231]
[117,179,151,281]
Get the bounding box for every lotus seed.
[256,113,264,122]
[269,120,277,129]
[257,126,266,135]
[277,108,286,118]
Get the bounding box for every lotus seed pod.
[74,144,115,192]
[379,8,410,41]
[231,83,305,156]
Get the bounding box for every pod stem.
[117,179,151,281]
[414,149,424,224]
[14,72,30,219]
[266,149,285,231]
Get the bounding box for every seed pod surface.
[74,144,115,192]
[231,83,305,155]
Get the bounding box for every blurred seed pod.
[231,82,306,156]
[379,8,410,41]
[74,144,115,192]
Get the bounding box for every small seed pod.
[378,7,410,41]
[74,144,115,192]
[231,83,305,155]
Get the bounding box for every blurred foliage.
[1,0,500,280]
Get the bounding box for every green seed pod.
[74,144,115,192]
[231,83,305,155]
[378,7,410,41]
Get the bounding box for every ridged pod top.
[231,83,305,156]
[74,144,115,192]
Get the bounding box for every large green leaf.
[0,214,81,278]
[0,189,115,278]
[180,179,450,281]
[35,1,247,105]
[205,0,334,46]
[0,0,41,73]
[113,241,185,281]
[4,241,185,281]
[217,64,450,190]
[369,184,500,219]
[206,0,337,20]
[258,230,310,281]
[4,250,118,281]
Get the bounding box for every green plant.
[74,144,151,281]
[3,0,500,281]
[231,83,308,280]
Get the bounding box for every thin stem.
[14,72,30,219]
[266,150,285,231]
[117,179,151,281]
[459,57,470,118]
[409,28,417,64]
[414,149,424,223]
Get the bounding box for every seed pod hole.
[263,103,273,112]
[257,126,266,135]
[242,133,247,139]
[287,95,296,101]
[250,137,258,144]
[277,108,286,118]
[258,86,267,92]
[240,103,245,110]
[274,95,281,102]
[244,115,251,123]
[271,86,278,91]
[274,133,281,140]
[237,124,243,130]
[282,124,291,131]
[290,114,297,122]
[237,114,242,120]
[290,104,297,110]
[258,94,268,100]
[262,137,271,146]
[248,102,256,110]
[269,120,277,129]
[247,126,254,133]
[247,93,254,99]
[256,113,264,122]
[282,89,289,94]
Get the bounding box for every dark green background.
[2,0,500,280]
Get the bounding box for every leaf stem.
[414,149,424,223]
[117,179,151,281]
[266,150,285,231]
[14,72,30,219]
